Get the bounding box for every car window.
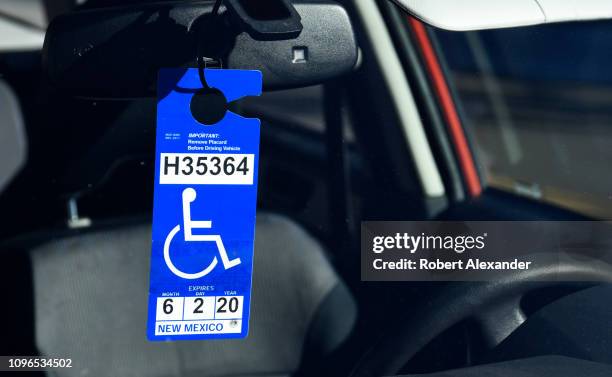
[434,21,612,218]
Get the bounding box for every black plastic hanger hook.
[196,0,224,89]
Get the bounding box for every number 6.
[163,298,173,314]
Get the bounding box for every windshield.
[434,21,612,218]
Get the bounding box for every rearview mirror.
[43,0,357,98]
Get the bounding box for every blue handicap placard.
[147,68,262,341]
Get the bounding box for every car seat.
[29,213,356,377]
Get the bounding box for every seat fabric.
[30,213,353,377]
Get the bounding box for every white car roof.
[0,0,45,52]
[392,0,612,31]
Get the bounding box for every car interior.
[2,0,612,376]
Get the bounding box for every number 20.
[217,297,239,313]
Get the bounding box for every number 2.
[193,298,204,314]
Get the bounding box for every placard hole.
[190,88,228,125]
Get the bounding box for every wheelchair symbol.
[164,187,241,279]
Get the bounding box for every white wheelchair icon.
[164,187,241,279]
